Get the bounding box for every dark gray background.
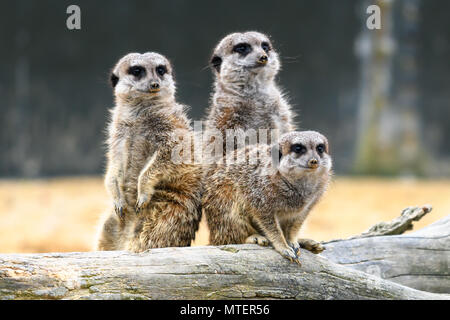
[0,0,449,177]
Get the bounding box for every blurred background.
[0,0,449,253]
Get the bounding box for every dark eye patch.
[261,42,271,53]
[291,144,307,155]
[128,66,146,79]
[211,55,222,73]
[156,65,167,77]
[233,42,252,56]
[316,144,326,154]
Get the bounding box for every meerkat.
[95,52,202,252]
[203,131,332,264]
[204,31,297,159]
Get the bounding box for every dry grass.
[0,176,449,253]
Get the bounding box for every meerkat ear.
[210,55,222,73]
[110,73,119,88]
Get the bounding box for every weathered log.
[321,207,450,294]
[0,244,448,300]
[0,206,448,300]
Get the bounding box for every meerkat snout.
[257,54,268,65]
[149,82,160,93]
[308,158,319,169]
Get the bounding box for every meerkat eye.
[291,144,307,154]
[317,144,326,154]
[156,65,167,77]
[128,66,146,78]
[261,42,271,53]
[233,43,252,56]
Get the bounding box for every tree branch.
[327,205,433,241]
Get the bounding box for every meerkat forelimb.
[135,151,159,212]
[203,131,332,264]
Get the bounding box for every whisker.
[283,54,302,60]
[201,64,211,71]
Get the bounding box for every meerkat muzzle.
[308,158,319,169]
[149,82,160,93]
[258,55,268,65]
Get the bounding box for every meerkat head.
[210,31,280,85]
[110,52,175,103]
[275,131,332,179]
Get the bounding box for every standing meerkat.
[204,31,297,157]
[96,52,202,252]
[203,131,332,264]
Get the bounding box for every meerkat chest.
[229,98,280,131]
[272,178,318,212]
[280,192,306,212]
[277,197,315,222]
[282,177,325,215]
[117,118,170,158]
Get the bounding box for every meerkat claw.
[289,241,301,255]
[279,247,301,266]
[135,202,143,214]
[135,195,150,214]
[114,205,124,219]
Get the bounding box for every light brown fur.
[95,52,202,252]
[203,131,332,264]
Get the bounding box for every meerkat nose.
[308,158,319,169]
[150,82,160,92]
[258,55,268,65]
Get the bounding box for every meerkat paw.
[113,199,127,219]
[277,246,301,266]
[135,194,151,214]
[291,238,324,254]
[245,234,270,247]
